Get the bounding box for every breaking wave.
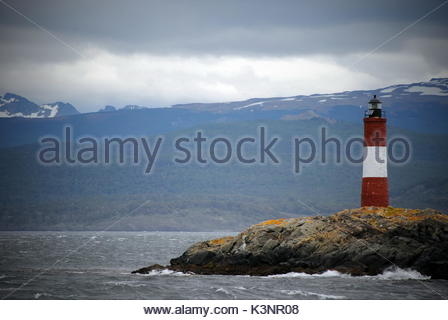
[279,289,345,299]
[137,269,192,277]
[372,267,430,280]
[34,292,52,299]
[266,267,430,280]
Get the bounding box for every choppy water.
[0,231,447,300]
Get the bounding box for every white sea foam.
[34,292,51,299]
[234,286,247,290]
[280,289,345,299]
[373,267,430,280]
[106,281,147,288]
[267,270,347,278]
[215,287,237,298]
[139,269,191,277]
[266,267,430,280]
[215,287,230,294]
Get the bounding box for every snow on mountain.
[234,101,265,110]
[39,104,59,117]
[404,86,448,96]
[121,105,148,111]
[0,93,79,118]
[97,104,151,112]
[0,94,18,107]
[380,78,448,96]
[98,104,150,112]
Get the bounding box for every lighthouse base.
[361,177,389,207]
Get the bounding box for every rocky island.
[132,207,448,279]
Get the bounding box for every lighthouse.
[361,95,389,207]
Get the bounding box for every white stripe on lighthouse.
[362,146,387,177]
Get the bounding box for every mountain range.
[2,77,448,135]
[2,77,448,118]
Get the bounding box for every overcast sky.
[1,0,447,112]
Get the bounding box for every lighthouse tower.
[361,95,389,207]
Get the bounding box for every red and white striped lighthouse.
[361,95,389,207]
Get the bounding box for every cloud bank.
[0,0,447,111]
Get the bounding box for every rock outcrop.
[132,207,448,279]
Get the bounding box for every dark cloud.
[0,0,447,57]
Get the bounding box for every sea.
[0,231,447,300]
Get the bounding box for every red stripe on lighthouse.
[361,177,389,207]
[364,118,386,146]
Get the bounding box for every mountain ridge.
[0,93,79,118]
[172,78,448,112]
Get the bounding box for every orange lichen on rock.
[209,236,234,246]
[358,207,448,222]
[302,217,315,223]
[257,218,286,226]
[329,207,448,233]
